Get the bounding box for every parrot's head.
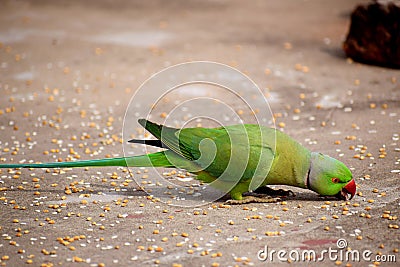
[308,152,356,200]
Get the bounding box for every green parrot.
[0,119,356,204]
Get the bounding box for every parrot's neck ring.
[305,163,312,189]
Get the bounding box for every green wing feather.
[140,119,276,187]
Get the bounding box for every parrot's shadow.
[217,189,339,203]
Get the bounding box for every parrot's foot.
[226,195,281,205]
[253,186,295,197]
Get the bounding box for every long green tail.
[0,151,175,169]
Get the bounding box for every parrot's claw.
[253,186,295,197]
[226,196,281,205]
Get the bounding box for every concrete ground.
[0,0,399,266]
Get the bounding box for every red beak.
[339,179,356,200]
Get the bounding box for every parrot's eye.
[331,177,340,183]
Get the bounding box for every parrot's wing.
[179,124,277,192]
[139,120,276,191]
[178,124,276,183]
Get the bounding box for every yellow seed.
[73,256,84,262]
[356,236,362,240]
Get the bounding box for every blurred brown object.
[343,0,400,68]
